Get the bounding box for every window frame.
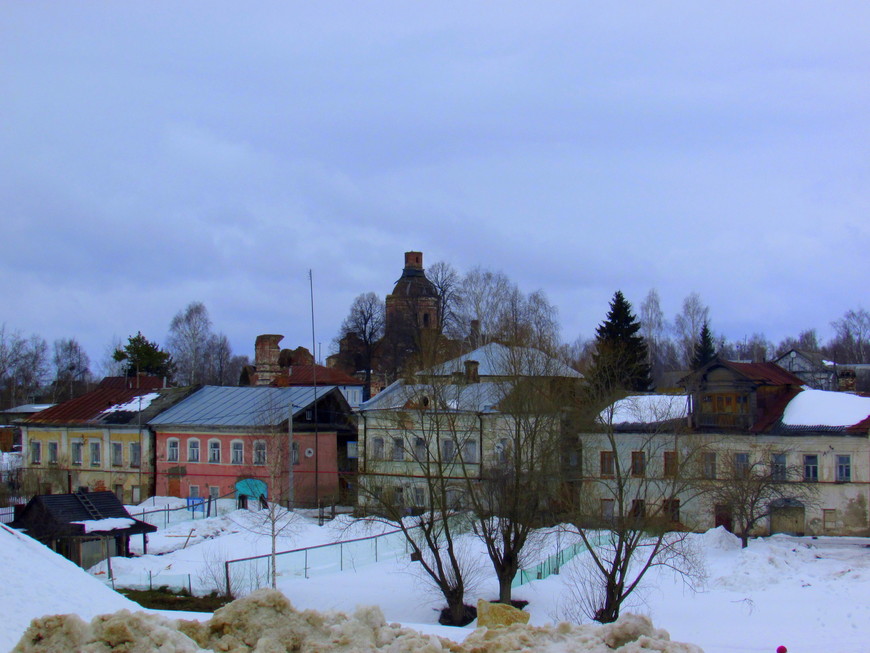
[167,438,179,463]
[734,452,750,478]
[31,440,42,465]
[663,450,677,478]
[771,453,787,481]
[703,451,717,479]
[372,437,384,461]
[111,441,123,467]
[803,454,819,482]
[836,454,851,483]
[231,440,244,465]
[600,450,615,478]
[90,441,101,467]
[71,440,83,465]
[188,439,200,463]
[208,439,221,464]
[48,441,59,465]
[631,450,646,477]
[130,442,141,468]
[253,440,266,465]
[392,437,404,462]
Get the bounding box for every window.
[292,441,300,465]
[631,499,646,519]
[305,409,313,421]
[208,440,221,463]
[111,442,123,466]
[771,453,787,481]
[393,486,404,506]
[441,439,455,462]
[347,441,358,458]
[734,452,750,478]
[414,486,425,507]
[568,441,582,468]
[392,438,404,461]
[663,451,677,477]
[631,451,646,477]
[600,498,615,522]
[131,486,141,503]
[463,439,478,463]
[372,437,384,460]
[231,441,243,465]
[90,441,101,466]
[209,486,220,499]
[31,441,41,464]
[167,439,179,462]
[414,437,426,461]
[188,440,200,462]
[703,452,717,479]
[189,485,200,498]
[663,499,680,523]
[130,443,141,468]
[803,455,819,482]
[71,441,83,465]
[600,450,615,477]
[114,484,124,501]
[254,441,266,465]
[836,455,851,483]
[495,438,510,464]
[48,442,59,464]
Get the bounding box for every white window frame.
[188,439,200,463]
[392,437,404,461]
[253,441,266,465]
[71,440,83,465]
[189,485,200,498]
[231,440,244,465]
[208,440,221,464]
[130,442,141,468]
[372,437,384,461]
[836,455,851,483]
[48,441,59,464]
[167,438,179,463]
[31,440,42,465]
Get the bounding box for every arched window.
[167,438,179,462]
[231,440,244,465]
[188,439,200,462]
[208,440,221,464]
[254,441,266,465]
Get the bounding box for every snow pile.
[602,395,688,425]
[782,388,870,427]
[696,526,741,552]
[0,524,140,652]
[72,517,135,533]
[100,392,161,415]
[13,589,701,652]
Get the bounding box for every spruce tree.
[587,291,652,394]
[690,322,716,370]
[113,332,175,380]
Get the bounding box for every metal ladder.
[75,491,103,519]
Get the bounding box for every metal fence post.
[224,561,232,598]
[304,550,309,579]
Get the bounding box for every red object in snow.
[776,646,787,653]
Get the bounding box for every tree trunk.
[497,566,516,604]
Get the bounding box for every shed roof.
[148,385,343,428]
[10,492,156,537]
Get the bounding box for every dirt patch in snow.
[13,589,702,652]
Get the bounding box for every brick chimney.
[464,359,480,384]
[404,251,423,270]
[254,334,283,386]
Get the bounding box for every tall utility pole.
[288,403,294,509]
[309,270,319,519]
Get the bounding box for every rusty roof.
[724,360,805,386]
[271,364,364,387]
[96,376,165,391]
[22,384,193,426]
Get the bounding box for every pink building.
[149,386,356,507]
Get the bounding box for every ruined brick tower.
[384,251,440,337]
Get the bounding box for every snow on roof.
[100,392,161,415]
[781,389,870,427]
[420,342,582,379]
[360,380,508,413]
[0,524,138,651]
[601,394,689,425]
[70,518,136,533]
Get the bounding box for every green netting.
[511,539,590,588]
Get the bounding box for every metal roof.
[360,380,509,413]
[148,385,340,428]
[420,342,582,379]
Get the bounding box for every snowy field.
[4,500,870,652]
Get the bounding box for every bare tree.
[1,332,49,408]
[707,447,818,548]
[334,292,385,400]
[51,338,91,401]
[828,308,870,363]
[98,335,127,379]
[639,289,668,385]
[455,267,514,345]
[427,261,464,338]
[168,301,214,385]
[564,392,707,623]
[673,292,710,369]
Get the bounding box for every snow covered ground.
[4,501,870,652]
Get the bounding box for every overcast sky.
[2,3,869,369]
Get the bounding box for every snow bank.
[0,524,139,652]
[13,588,702,652]
[782,389,870,427]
